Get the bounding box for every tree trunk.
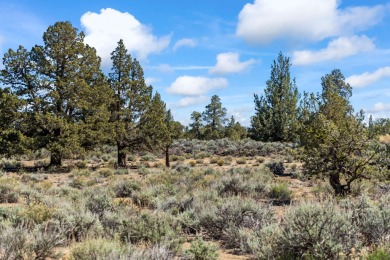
[329,173,348,196]
[165,146,170,168]
[117,143,127,167]
[50,128,62,167]
[49,151,62,167]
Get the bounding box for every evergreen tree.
[250,52,299,142]
[225,116,247,141]
[202,95,227,139]
[1,21,109,166]
[141,93,183,167]
[188,111,203,139]
[109,39,152,167]
[299,69,389,195]
[0,88,28,156]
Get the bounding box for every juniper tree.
[250,52,299,142]
[109,39,152,167]
[0,87,28,156]
[1,21,110,166]
[188,111,203,140]
[202,95,227,139]
[299,69,390,195]
[141,92,183,167]
[225,116,247,141]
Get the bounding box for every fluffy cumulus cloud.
[346,67,390,88]
[80,8,171,65]
[293,35,375,65]
[173,38,197,51]
[209,52,256,75]
[236,0,385,44]
[167,76,228,96]
[178,96,209,107]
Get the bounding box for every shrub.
[141,153,156,162]
[75,160,88,169]
[113,180,141,198]
[366,248,390,260]
[0,180,19,203]
[85,193,113,219]
[275,202,357,259]
[185,237,219,260]
[189,160,197,167]
[98,168,114,178]
[209,157,218,164]
[197,197,274,247]
[69,239,129,260]
[257,157,265,163]
[347,195,390,246]
[195,159,204,165]
[266,162,285,175]
[267,182,292,204]
[217,159,225,166]
[119,212,182,252]
[236,158,246,165]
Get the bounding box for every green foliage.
[185,237,219,260]
[202,95,227,140]
[109,39,152,166]
[268,182,292,203]
[119,212,182,252]
[250,52,299,142]
[1,22,112,166]
[366,248,390,260]
[298,69,390,195]
[266,161,285,176]
[276,202,357,259]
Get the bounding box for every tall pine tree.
[250,52,299,142]
[109,39,152,167]
[202,95,227,139]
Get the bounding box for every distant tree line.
[0,21,389,190]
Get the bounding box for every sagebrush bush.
[113,179,141,198]
[275,202,357,259]
[266,161,285,175]
[346,194,390,246]
[185,237,219,260]
[236,158,246,165]
[267,182,292,204]
[196,197,274,247]
[0,179,19,203]
[119,212,182,252]
[69,239,129,260]
[98,168,114,178]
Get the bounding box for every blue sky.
[1,0,390,126]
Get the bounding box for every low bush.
[119,212,182,252]
[267,182,292,204]
[266,162,285,175]
[275,202,357,259]
[113,180,141,198]
[185,237,219,260]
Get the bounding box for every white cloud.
[346,67,390,88]
[80,8,171,65]
[167,76,228,96]
[173,38,197,51]
[145,77,160,86]
[236,0,385,44]
[293,35,375,65]
[177,96,209,107]
[209,52,256,75]
[148,64,211,72]
[367,103,390,113]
